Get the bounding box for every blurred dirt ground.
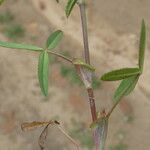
[0,0,150,150]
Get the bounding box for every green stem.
[107,100,120,118]
[47,51,73,63]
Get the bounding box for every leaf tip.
[142,19,145,26]
[43,91,48,97]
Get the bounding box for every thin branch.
[107,100,121,118]
[47,50,73,63]
[57,125,81,150]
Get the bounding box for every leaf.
[46,30,63,50]
[139,20,146,72]
[0,0,5,5]
[101,68,141,81]
[66,0,77,17]
[0,41,43,51]
[21,121,51,132]
[113,76,139,103]
[39,124,49,150]
[73,58,95,71]
[38,121,60,150]
[21,120,60,131]
[93,115,108,150]
[38,51,49,96]
[124,75,139,96]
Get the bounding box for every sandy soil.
[0,0,150,150]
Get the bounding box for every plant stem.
[107,100,120,118]
[78,2,97,122]
[47,50,73,63]
[87,88,97,121]
[57,125,81,150]
[79,2,90,64]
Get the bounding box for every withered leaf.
[38,121,60,150]
[38,124,49,150]
[21,121,55,132]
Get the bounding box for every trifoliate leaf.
[66,0,77,17]
[101,68,141,81]
[46,30,63,50]
[0,41,43,51]
[38,51,49,96]
[139,20,146,72]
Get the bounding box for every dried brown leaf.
[38,121,60,150]
[21,120,58,132]
[38,124,49,150]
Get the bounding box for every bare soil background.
[0,0,150,150]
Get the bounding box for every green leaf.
[46,30,63,50]
[139,20,146,72]
[73,58,95,71]
[101,68,141,81]
[0,41,43,51]
[113,76,139,103]
[0,0,5,5]
[66,0,77,17]
[124,75,139,96]
[38,51,49,96]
